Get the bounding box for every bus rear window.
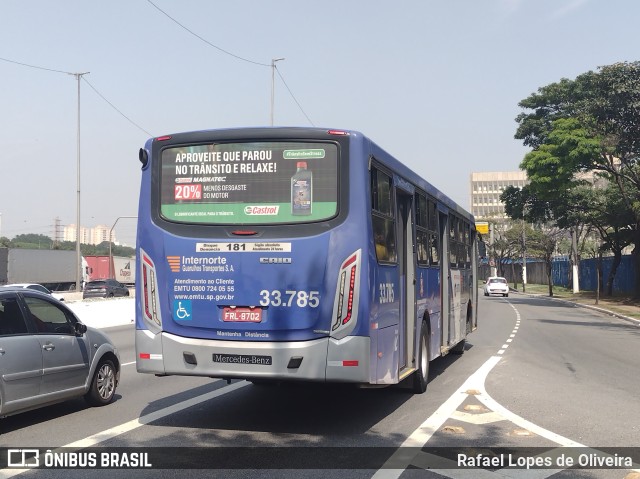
[159,141,338,224]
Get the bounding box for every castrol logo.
[244,205,280,215]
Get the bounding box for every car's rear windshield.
[490,278,507,283]
[159,141,339,225]
[88,282,106,287]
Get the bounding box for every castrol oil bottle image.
[291,161,312,215]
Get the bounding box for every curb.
[515,291,640,327]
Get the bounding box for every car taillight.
[330,250,362,340]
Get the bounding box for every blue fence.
[552,255,636,293]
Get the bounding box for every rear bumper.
[486,287,509,295]
[135,329,370,383]
[83,292,107,299]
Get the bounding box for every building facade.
[63,224,117,246]
[470,171,528,220]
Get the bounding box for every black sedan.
[83,279,130,299]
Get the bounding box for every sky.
[1,0,638,246]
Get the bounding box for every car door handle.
[42,343,55,351]
[0,348,5,355]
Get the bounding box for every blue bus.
[136,127,479,393]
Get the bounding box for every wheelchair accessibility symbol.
[173,300,192,320]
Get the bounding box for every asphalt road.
[1,292,638,479]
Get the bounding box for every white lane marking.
[0,381,249,479]
[370,355,503,479]
[372,299,598,479]
[451,410,504,425]
[475,386,586,447]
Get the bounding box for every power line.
[82,78,153,136]
[145,0,314,126]
[0,55,152,136]
[276,66,315,127]
[0,55,73,75]
[146,0,270,67]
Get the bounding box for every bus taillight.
[141,249,161,328]
[331,250,362,340]
[327,130,349,136]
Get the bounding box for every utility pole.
[270,58,284,126]
[522,203,528,293]
[72,72,89,292]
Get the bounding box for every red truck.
[84,255,135,285]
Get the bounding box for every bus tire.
[413,321,430,394]
[451,339,465,354]
[451,306,472,355]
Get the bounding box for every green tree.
[572,182,634,295]
[10,234,54,249]
[489,224,523,283]
[513,61,640,296]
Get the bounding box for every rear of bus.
[135,128,373,384]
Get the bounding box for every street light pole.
[270,58,284,126]
[522,203,527,293]
[109,216,137,279]
[73,72,89,292]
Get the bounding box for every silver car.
[0,287,120,417]
[5,283,65,301]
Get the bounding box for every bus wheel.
[451,338,466,354]
[413,321,429,394]
[451,308,472,355]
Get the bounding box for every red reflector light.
[327,130,349,136]
[342,254,357,269]
[156,135,172,141]
[231,230,258,236]
[139,353,151,359]
[343,360,359,367]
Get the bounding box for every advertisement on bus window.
[159,142,338,224]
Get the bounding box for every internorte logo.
[166,256,181,272]
[244,205,280,215]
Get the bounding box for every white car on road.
[483,277,510,297]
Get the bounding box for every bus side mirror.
[139,148,149,167]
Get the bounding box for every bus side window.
[429,233,439,266]
[371,167,397,263]
[373,215,397,262]
[416,230,429,265]
[415,192,429,266]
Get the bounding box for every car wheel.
[413,321,430,394]
[85,359,117,406]
[504,293,509,297]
